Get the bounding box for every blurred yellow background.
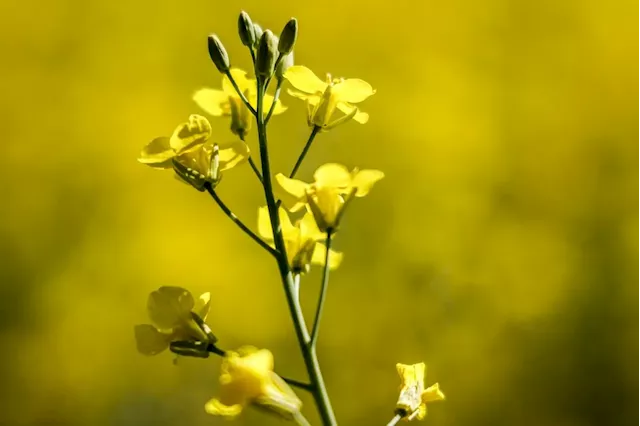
[0,0,637,425]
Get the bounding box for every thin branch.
[224,70,257,116]
[265,79,283,124]
[204,183,277,257]
[289,125,320,179]
[239,133,263,183]
[386,414,403,426]
[310,231,332,347]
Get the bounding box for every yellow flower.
[395,363,445,421]
[284,65,375,130]
[257,206,343,273]
[134,287,213,356]
[138,114,250,191]
[193,68,287,138]
[275,163,384,232]
[205,346,302,420]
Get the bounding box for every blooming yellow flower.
[275,163,384,232]
[138,114,250,191]
[395,363,445,421]
[134,286,213,356]
[205,346,302,420]
[284,65,375,130]
[193,68,287,138]
[257,206,342,273]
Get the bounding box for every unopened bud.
[256,30,278,78]
[275,52,294,81]
[207,34,230,73]
[238,11,255,47]
[278,18,298,54]
[252,23,264,49]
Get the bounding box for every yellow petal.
[255,373,303,420]
[192,88,230,116]
[218,140,250,171]
[205,398,243,418]
[222,68,255,97]
[263,94,288,116]
[397,363,426,388]
[258,206,295,240]
[311,243,343,270]
[422,383,446,403]
[147,286,195,329]
[416,403,428,420]
[334,78,375,103]
[336,102,369,124]
[297,212,323,241]
[239,347,274,375]
[286,88,316,101]
[284,65,327,94]
[133,324,171,356]
[138,137,174,168]
[274,174,309,212]
[169,114,212,153]
[195,292,211,320]
[313,163,352,188]
[351,169,385,197]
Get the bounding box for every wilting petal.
[254,372,303,420]
[169,115,212,153]
[218,140,250,171]
[311,243,343,270]
[205,398,244,418]
[134,324,171,355]
[284,65,327,94]
[351,169,384,197]
[193,88,230,116]
[195,292,211,320]
[274,174,309,212]
[138,137,175,168]
[336,102,369,124]
[334,78,375,103]
[222,68,255,97]
[147,286,195,329]
[263,94,288,116]
[257,206,295,240]
[313,163,352,188]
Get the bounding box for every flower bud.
[237,11,255,47]
[256,30,278,78]
[207,34,230,73]
[275,52,294,81]
[278,18,298,54]
[252,23,264,49]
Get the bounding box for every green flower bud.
[207,34,230,73]
[252,23,264,49]
[238,11,255,47]
[278,18,298,54]
[256,30,278,78]
[275,52,294,81]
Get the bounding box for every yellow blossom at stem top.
[134,286,213,356]
[275,163,384,232]
[258,206,342,274]
[205,346,302,420]
[137,114,250,191]
[284,65,375,130]
[193,68,287,138]
[395,363,445,421]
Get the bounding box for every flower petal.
[138,137,174,168]
[336,102,369,124]
[422,383,446,403]
[263,94,288,116]
[218,140,250,171]
[311,243,343,270]
[205,398,244,418]
[313,163,352,188]
[274,174,309,212]
[334,78,375,103]
[255,373,303,420]
[351,169,384,197]
[258,206,295,240]
[193,88,229,116]
[297,212,324,241]
[169,114,212,153]
[397,363,426,388]
[147,286,195,329]
[284,65,327,94]
[195,292,211,320]
[222,68,255,97]
[134,324,171,356]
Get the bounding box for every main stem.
[255,79,337,426]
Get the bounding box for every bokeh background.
[0,0,637,425]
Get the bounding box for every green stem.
[294,412,313,426]
[265,79,283,124]
[225,70,257,116]
[255,81,337,426]
[310,231,332,347]
[239,133,263,183]
[204,183,276,258]
[290,125,320,179]
[386,414,403,426]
